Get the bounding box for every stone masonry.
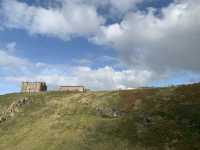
[59,86,85,92]
[21,82,47,93]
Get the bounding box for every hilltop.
[1,83,200,150]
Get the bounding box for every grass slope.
[0,83,200,150]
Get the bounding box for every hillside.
[1,83,200,150]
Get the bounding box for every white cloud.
[70,66,153,90]
[0,0,144,40]
[0,49,29,68]
[1,0,104,40]
[0,44,153,91]
[5,65,153,90]
[6,42,17,53]
[93,0,200,73]
[1,0,200,92]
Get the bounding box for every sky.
[0,0,200,94]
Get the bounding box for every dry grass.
[0,83,200,149]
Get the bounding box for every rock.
[7,97,30,113]
[96,106,122,118]
[0,97,31,124]
[0,116,7,123]
[7,103,17,113]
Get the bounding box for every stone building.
[59,86,86,92]
[21,82,47,93]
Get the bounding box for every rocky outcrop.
[0,97,31,124]
[96,106,124,118]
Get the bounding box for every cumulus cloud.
[93,0,200,74]
[69,66,153,90]
[4,65,154,90]
[0,46,153,90]
[1,0,104,40]
[0,0,144,40]
[5,65,153,90]
[5,42,17,53]
[0,50,29,68]
[1,0,200,91]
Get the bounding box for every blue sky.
[0,0,200,94]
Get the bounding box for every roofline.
[22,82,46,83]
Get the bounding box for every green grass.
[1,83,200,150]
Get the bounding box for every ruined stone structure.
[21,82,47,93]
[59,86,86,92]
[0,97,31,124]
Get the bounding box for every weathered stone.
[59,86,86,92]
[21,82,47,93]
[96,106,122,118]
[0,97,31,124]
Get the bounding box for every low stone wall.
[0,97,31,124]
[59,86,85,92]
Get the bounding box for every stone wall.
[59,86,85,92]
[21,82,47,93]
[0,97,31,124]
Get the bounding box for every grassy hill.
[1,83,200,150]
